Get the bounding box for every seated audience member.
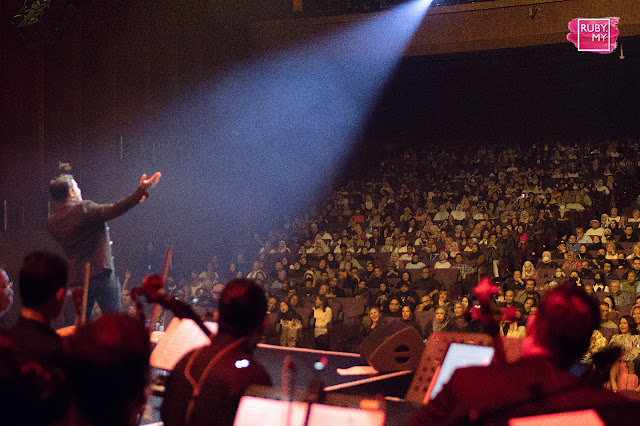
[411,284,626,425]
[501,316,526,338]
[450,302,470,332]
[64,314,150,426]
[536,251,558,269]
[416,295,434,312]
[500,289,523,310]
[300,278,317,298]
[386,297,403,318]
[551,240,568,260]
[406,253,427,270]
[327,277,345,298]
[602,261,617,283]
[521,261,538,279]
[434,251,451,269]
[277,300,303,347]
[398,281,420,307]
[398,271,413,288]
[367,266,388,289]
[313,296,332,349]
[608,315,640,392]
[452,253,475,280]
[413,267,441,298]
[579,259,595,279]
[353,279,372,305]
[266,297,278,315]
[503,270,525,293]
[610,281,633,307]
[632,304,640,333]
[373,282,391,310]
[162,279,272,426]
[593,273,609,292]
[401,305,423,336]
[11,252,68,371]
[522,297,537,322]
[621,270,639,293]
[361,306,385,339]
[436,289,453,311]
[603,295,617,313]
[424,307,452,339]
[561,251,581,272]
[515,279,541,306]
[627,244,640,261]
[288,293,302,309]
[620,225,639,243]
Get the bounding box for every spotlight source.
[12,0,77,47]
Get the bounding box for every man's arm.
[86,172,161,222]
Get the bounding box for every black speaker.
[358,320,425,372]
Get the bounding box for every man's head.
[505,290,515,304]
[65,313,150,425]
[19,252,68,321]
[49,174,81,202]
[527,284,599,369]
[609,280,621,295]
[218,279,267,338]
[525,279,535,292]
[626,225,635,237]
[421,267,430,279]
[600,303,610,321]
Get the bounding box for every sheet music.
[150,319,218,370]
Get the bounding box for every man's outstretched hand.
[139,172,162,201]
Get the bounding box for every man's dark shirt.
[497,237,516,257]
[620,233,640,243]
[398,288,420,306]
[162,334,272,426]
[368,236,384,248]
[503,278,525,293]
[46,187,146,284]
[328,286,345,298]
[367,275,388,290]
[413,277,442,294]
[11,317,64,371]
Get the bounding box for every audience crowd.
[3,137,640,424]
[155,138,640,390]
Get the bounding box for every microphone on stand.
[282,355,296,426]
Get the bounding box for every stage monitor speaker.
[404,332,523,403]
[358,321,425,372]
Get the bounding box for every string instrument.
[469,277,514,366]
[130,273,212,340]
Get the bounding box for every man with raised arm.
[47,172,161,317]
